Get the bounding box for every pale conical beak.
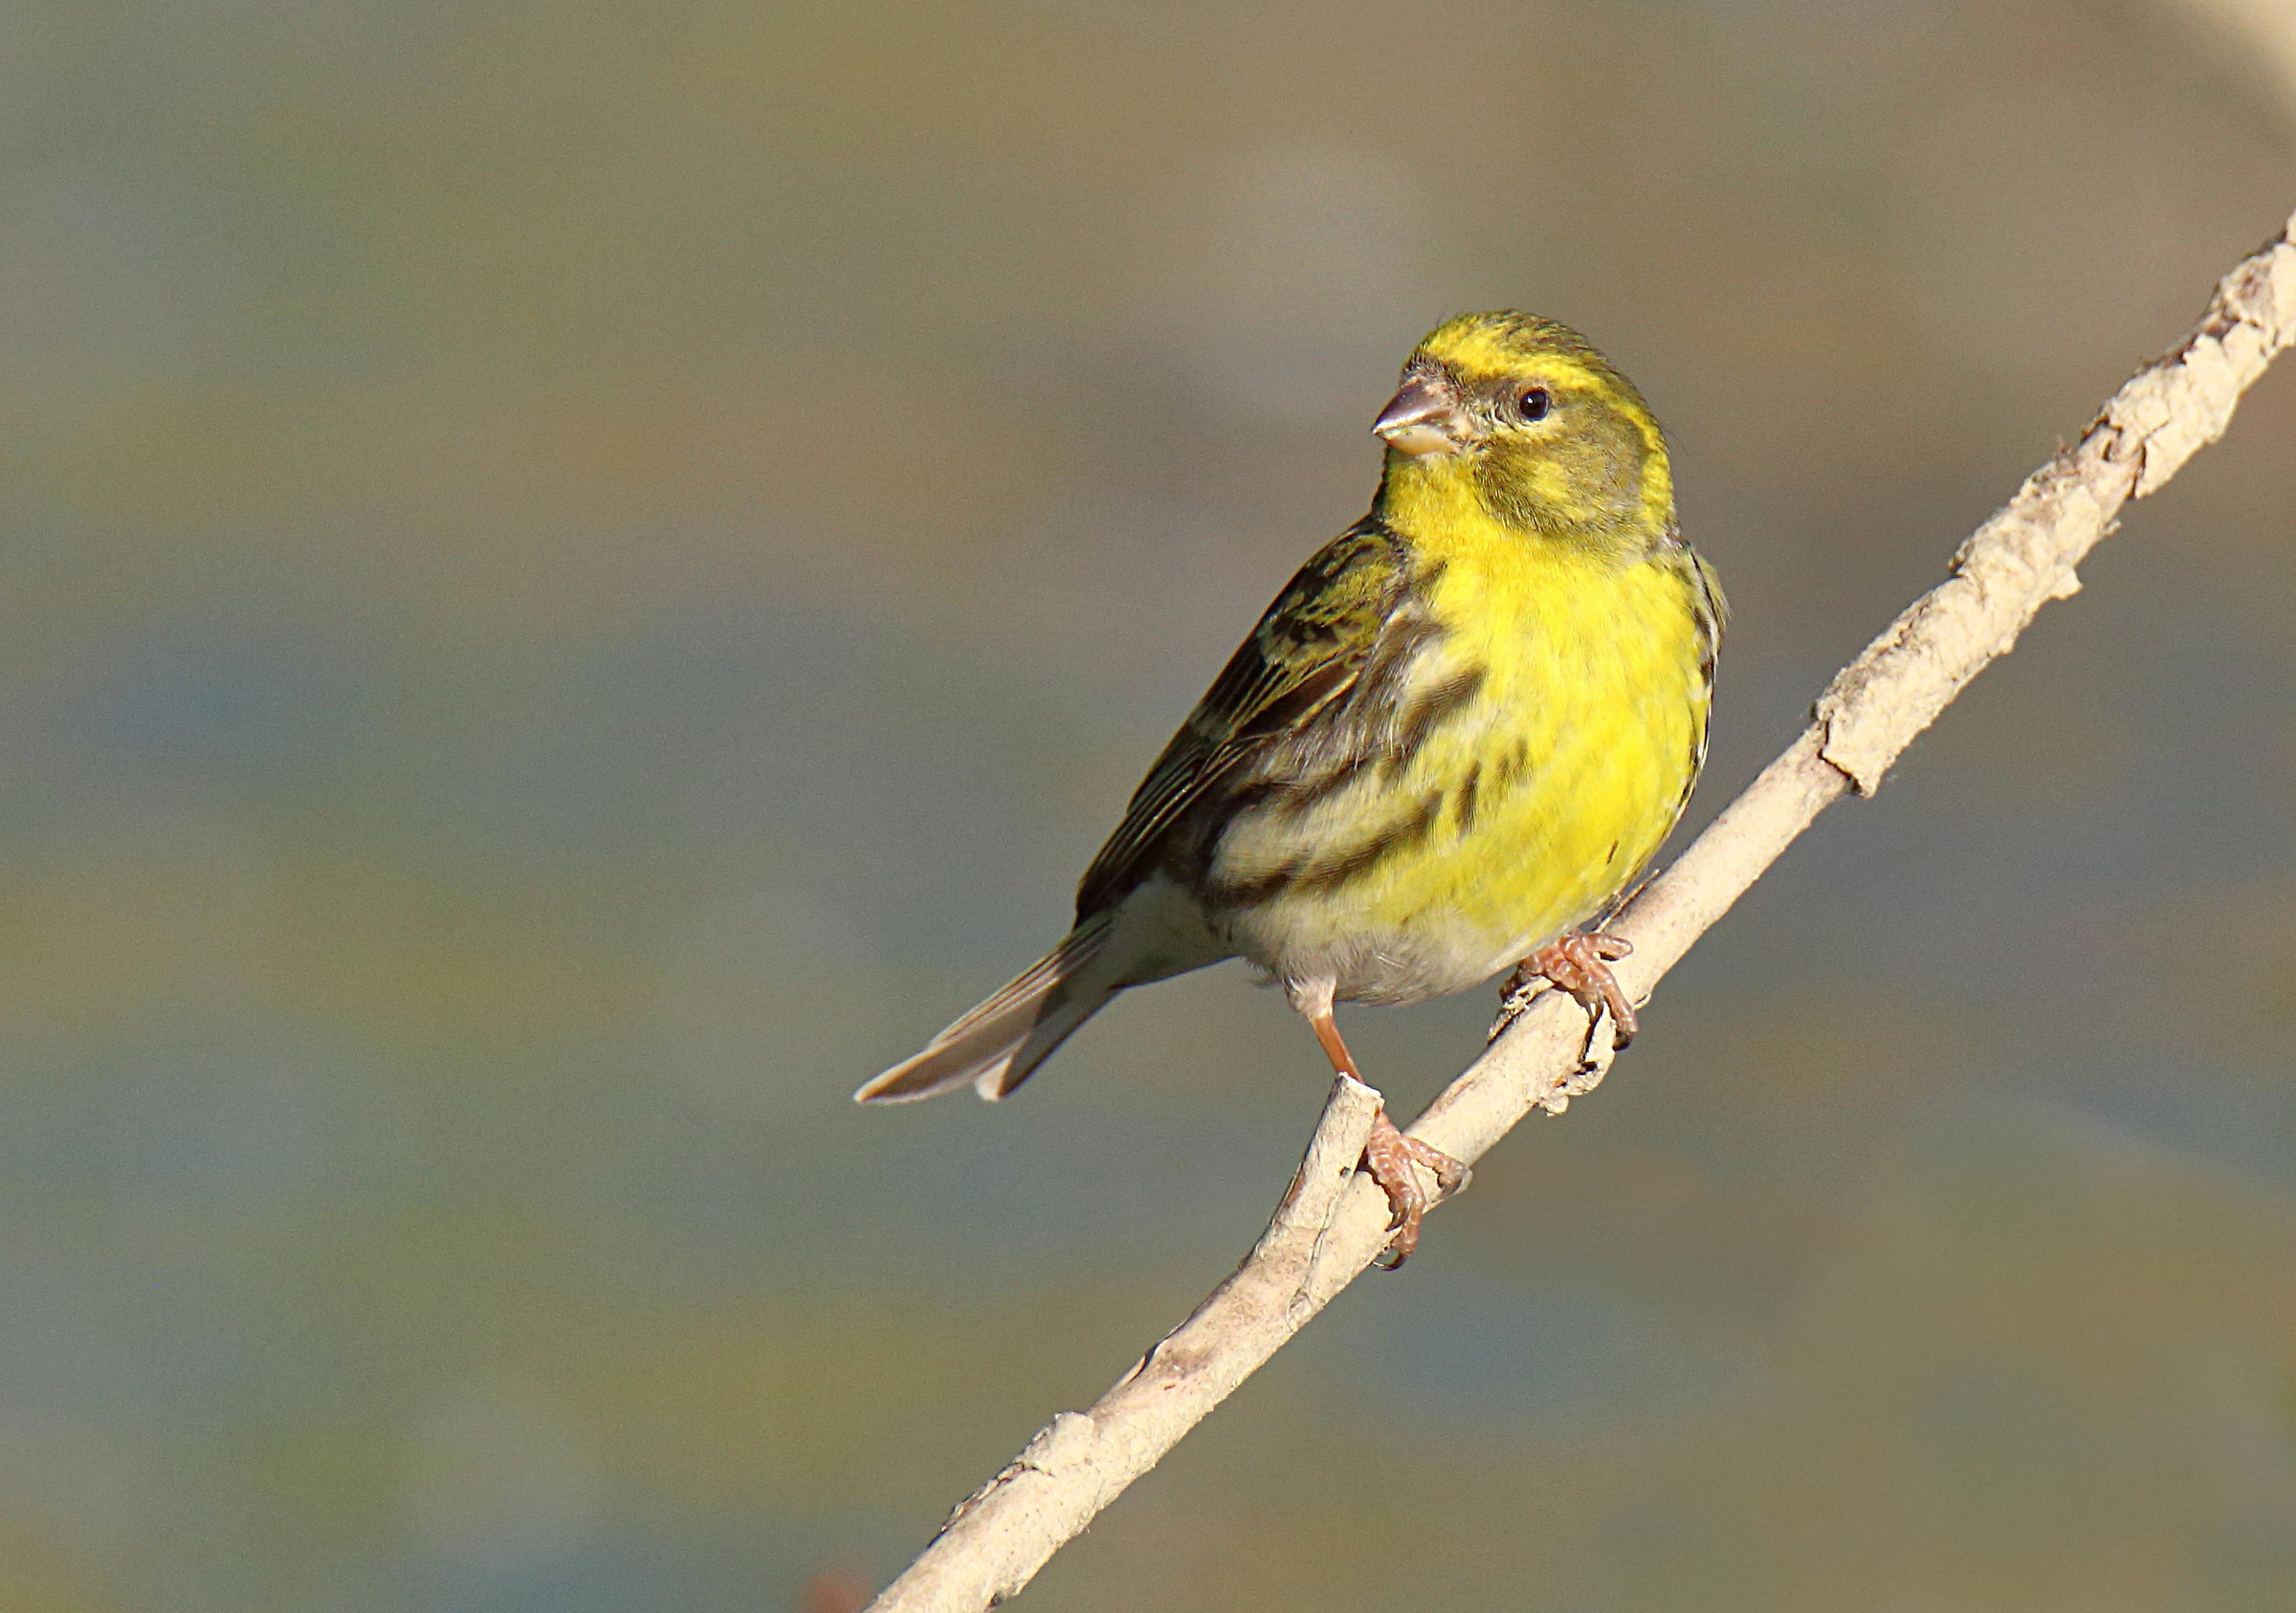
[1372,374,1474,458]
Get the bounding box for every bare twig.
[864,208,2296,1613]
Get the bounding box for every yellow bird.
[858,312,1722,1262]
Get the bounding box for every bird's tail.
[855,916,1115,1103]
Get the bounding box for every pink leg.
[1507,931,1639,1048]
[1306,1007,1468,1268]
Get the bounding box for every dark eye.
[1517,387,1552,421]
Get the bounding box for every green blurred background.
[4,0,2295,1607]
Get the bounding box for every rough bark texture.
[864,208,2296,1613]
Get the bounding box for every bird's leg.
[1305,1006,1468,1268]
[1501,931,1639,1048]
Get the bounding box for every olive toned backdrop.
[4,1,2295,1608]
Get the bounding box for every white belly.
[1219,899,1531,1006]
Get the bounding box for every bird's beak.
[1372,374,1474,458]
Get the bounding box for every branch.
[863,208,2296,1613]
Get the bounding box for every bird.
[857,311,1723,1263]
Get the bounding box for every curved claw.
[1510,930,1640,1049]
[1361,1107,1469,1269]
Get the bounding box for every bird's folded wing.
[1073,521,1410,917]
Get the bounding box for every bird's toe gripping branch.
[1362,1108,1469,1269]
[1497,929,1640,1064]
[1304,1006,1470,1267]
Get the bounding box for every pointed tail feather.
[855,918,1115,1103]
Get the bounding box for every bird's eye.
[1517,387,1552,421]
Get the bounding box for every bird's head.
[1373,311,1673,548]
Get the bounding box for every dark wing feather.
[1074,521,1411,917]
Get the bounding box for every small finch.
[859,313,1722,1262]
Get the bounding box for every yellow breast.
[1214,484,1712,1004]
[1391,520,1709,938]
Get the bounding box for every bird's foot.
[1497,931,1639,1049]
[1361,1106,1468,1270]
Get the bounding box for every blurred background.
[2,0,2294,1607]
